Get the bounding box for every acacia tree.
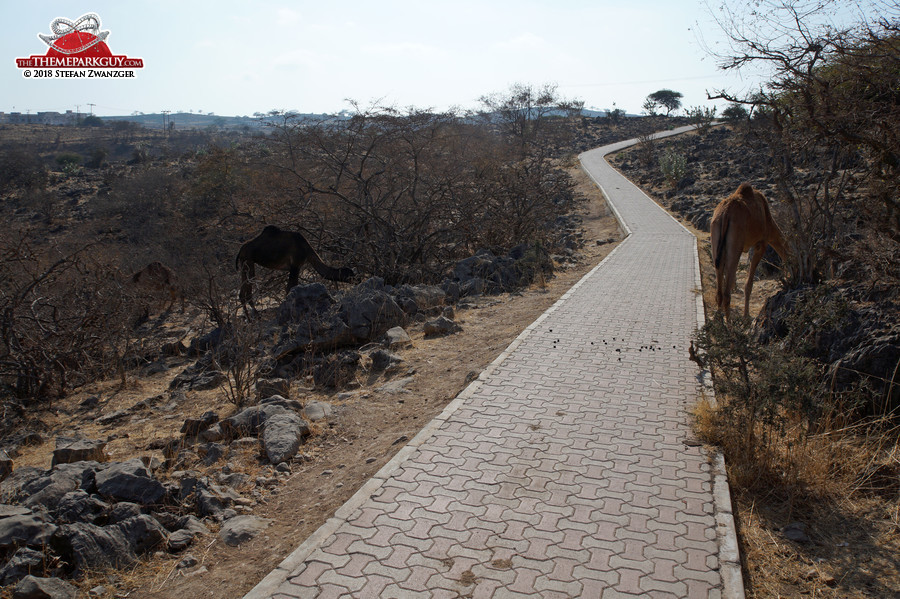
[705,0,900,284]
[644,89,684,116]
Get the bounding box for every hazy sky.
[3,0,758,117]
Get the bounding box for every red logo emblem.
[16,13,143,72]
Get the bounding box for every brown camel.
[710,183,789,318]
[236,225,354,312]
[130,261,185,313]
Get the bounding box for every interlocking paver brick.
[244,128,738,599]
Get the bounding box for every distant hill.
[103,112,332,130]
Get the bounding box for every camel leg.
[721,242,742,319]
[287,265,299,296]
[239,261,256,316]
[744,241,767,317]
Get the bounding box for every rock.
[97,409,131,426]
[176,515,210,537]
[88,586,107,597]
[12,575,77,599]
[424,316,462,337]
[376,377,415,395]
[0,505,32,518]
[51,438,107,467]
[180,411,219,437]
[218,515,271,546]
[276,282,336,326]
[54,490,109,524]
[0,547,45,585]
[198,423,225,443]
[0,515,57,550]
[95,459,166,505]
[179,477,240,518]
[107,502,142,524]
[394,284,447,316]
[188,327,226,356]
[167,529,195,552]
[116,514,168,554]
[340,281,407,343]
[220,404,292,440]
[382,326,412,349]
[782,522,811,543]
[259,395,305,412]
[262,413,310,465]
[198,443,227,466]
[177,553,199,569]
[0,450,12,481]
[312,350,360,388]
[15,462,103,512]
[50,522,136,575]
[256,378,290,399]
[370,349,403,372]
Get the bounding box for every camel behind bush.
[236,225,354,314]
[130,261,185,314]
[710,183,788,318]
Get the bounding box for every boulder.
[95,459,166,505]
[51,438,107,467]
[107,502,142,524]
[54,490,109,524]
[382,326,412,349]
[116,514,168,554]
[220,404,292,440]
[218,515,271,547]
[339,281,407,343]
[181,411,219,437]
[167,529,195,552]
[0,505,32,518]
[12,575,77,599]
[301,401,334,422]
[312,351,360,388]
[262,412,309,465]
[393,284,447,316]
[0,547,44,585]
[0,450,12,481]
[256,378,291,399]
[0,515,57,550]
[424,316,462,337]
[276,282,336,326]
[179,477,240,519]
[370,349,402,372]
[20,462,103,512]
[51,522,136,575]
[259,395,305,412]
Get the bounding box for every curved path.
[245,129,743,599]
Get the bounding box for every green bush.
[658,149,687,188]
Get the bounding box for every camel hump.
[736,182,756,199]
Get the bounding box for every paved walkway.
[244,129,743,599]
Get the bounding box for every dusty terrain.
[2,163,621,599]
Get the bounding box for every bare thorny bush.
[254,100,582,286]
[0,236,134,407]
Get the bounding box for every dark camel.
[130,261,185,313]
[710,183,789,318]
[236,225,354,313]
